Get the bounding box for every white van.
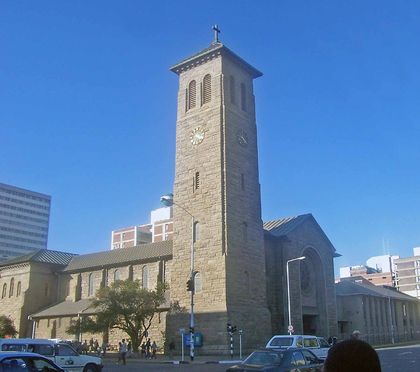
[0,339,102,372]
[265,335,330,360]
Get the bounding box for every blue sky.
[1,1,419,271]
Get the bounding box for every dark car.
[226,348,323,371]
[0,351,65,372]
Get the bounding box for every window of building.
[240,83,247,111]
[194,172,200,190]
[142,266,149,289]
[9,278,14,297]
[188,80,197,110]
[241,173,245,191]
[2,283,6,299]
[44,283,49,297]
[114,269,120,282]
[242,222,248,242]
[47,319,50,328]
[88,273,94,297]
[193,221,200,242]
[16,281,21,297]
[202,74,211,104]
[58,318,62,328]
[194,272,202,293]
[230,76,236,104]
[244,271,250,295]
[128,265,134,281]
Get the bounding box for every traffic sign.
[287,325,294,333]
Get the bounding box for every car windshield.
[269,337,294,347]
[244,351,284,365]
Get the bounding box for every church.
[3,32,415,353]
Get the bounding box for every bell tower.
[169,30,271,352]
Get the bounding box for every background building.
[111,224,152,250]
[0,183,51,262]
[395,247,420,299]
[151,207,173,242]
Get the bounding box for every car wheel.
[83,364,97,372]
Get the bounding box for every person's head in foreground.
[324,339,381,372]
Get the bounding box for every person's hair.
[324,339,381,372]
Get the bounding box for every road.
[102,345,420,372]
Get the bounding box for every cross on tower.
[212,24,220,43]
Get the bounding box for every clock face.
[190,127,205,145]
[237,130,248,147]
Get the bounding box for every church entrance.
[303,315,318,335]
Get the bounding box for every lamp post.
[286,256,306,335]
[161,193,196,361]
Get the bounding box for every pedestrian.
[151,341,157,359]
[82,340,88,355]
[116,342,122,364]
[169,340,175,359]
[120,339,128,365]
[94,339,99,354]
[323,339,381,372]
[145,338,151,359]
[89,338,94,353]
[127,340,132,358]
[101,341,107,356]
[141,342,146,358]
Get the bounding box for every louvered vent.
[203,74,211,104]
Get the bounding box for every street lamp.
[160,193,196,361]
[286,256,306,335]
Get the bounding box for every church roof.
[264,214,340,257]
[0,249,76,268]
[63,240,172,272]
[170,41,263,78]
[264,214,312,236]
[336,279,420,302]
[30,299,95,318]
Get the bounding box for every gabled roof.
[264,214,340,257]
[31,299,95,318]
[264,214,312,236]
[336,279,420,302]
[63,240,172,272]
[170,41,263,78]
[0,249,76,268]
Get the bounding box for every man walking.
[120,339,128,365]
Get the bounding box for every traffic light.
[189,326,194,333]
[227,323,232,333]
[186,279,194,292]
[231,326,237,333]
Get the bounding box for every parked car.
[0,351,65,372]
[0,339,102,372]
[265,335,330,360]
[226,348,323,371]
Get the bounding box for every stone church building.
[1,36,418,352]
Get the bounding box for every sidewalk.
[101,352,241,365]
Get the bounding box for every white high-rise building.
[0,183,51,261]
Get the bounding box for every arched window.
[244,271,250,295]
[240,83,247,111]
[114,269,121,282]
[142,266,149,289]
[128,265,134,281]
[242,222,248,242]
[194,272,202,293]
[188,80,197,110]
[44,283,49,297]
[193,221,200,242]
[16,281,21,297]
[88,273,94,296]
[2,283,7,299]
[230,76,236,104]
[202,74,211,104]
[9,278,14,297]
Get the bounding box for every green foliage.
[0,315,17,338]
[72,280,167,352]
[66,316,99,336]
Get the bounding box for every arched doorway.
[300,247,328,335]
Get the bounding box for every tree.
[70,280,166,352]
[0,315,17,338]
